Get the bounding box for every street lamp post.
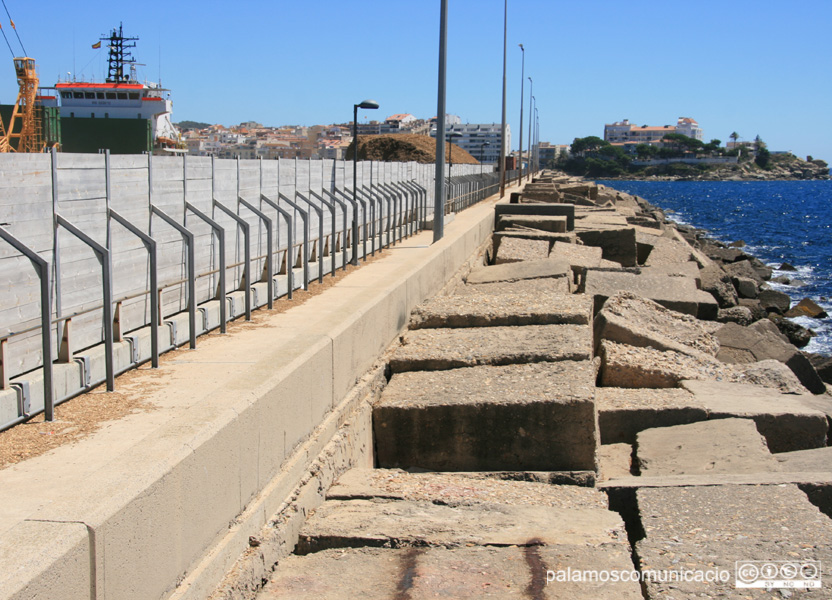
[498,0,507,198]
[518,44,524,188]
[352,99,379,265]
[527,79,533,181]
[529,95,535,178]
[479,141,490,175]
[447,131,462,213]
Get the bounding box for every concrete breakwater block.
[585,270,718,319]
[641,236,696,267]
[596,387,709,445]
[594,292,719,358]
[575,227,637,267]
[390,325,592,373]
[262,545,642,599]
[497,214,568,233]
[454,277,572,296]
[639,260,701,285]
[636,418,781,476]
[636,485,832,598]
[775,446,832,473]
[680,380,829,452]
[550,240,603,268]
[494,237,551,264]
[374,361,597,471]
[408,291,592,329]
[715,322,826,394]
[466,259,571,285]
[598,340,734,389]
[495,202,575,231]
[327,468,608,507]
[296,498,626,554]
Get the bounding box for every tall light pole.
[352,99,379,264]
[518,44,524,188]
[479,141,490,174]
[434,0,448,243]
[447,131,462,180]
[529,95,535,178]
[534,106,539,172]
[498,0,508,198]
[527,77,533,181]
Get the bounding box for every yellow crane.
[0,3,44,152]
[1,56,43,152]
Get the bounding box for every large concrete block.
[585,270,718,319]
[575,228,637,267]
[715,322,826,394]
[297,498,625,553]
[636,485,832,598]
[494,237,550,264]
[466,259,570,285]
[409,291,591,329]
[636,418,781,476]
[496,214,567,233]
[375,362,597,471]
[596,387,708,445]
[390,324,592,373]
[494,202,575,230]
[680,380,829,452]
[327,468,608,507]
[262,545,642,599]
[594,292,719,358]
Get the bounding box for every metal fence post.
[261,194,294,299]
[0,226,54,424]
[213,201,251,321]
[54,215,115,391]
[239,197,274,307]
[150,206,197,349]
[278,193,309,289]
[185,203,227,332]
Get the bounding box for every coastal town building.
[429,122,510,165]
[604,117,704,147]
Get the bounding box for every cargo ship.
[37,24,182,154]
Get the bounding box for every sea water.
[602,180,832,356]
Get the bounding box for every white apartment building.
[604,117,703,145]
[430,122,511,165]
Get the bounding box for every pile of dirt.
[349,134,479,165]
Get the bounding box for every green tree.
[704,139,722,154]
[729,132,740,147]
[570,136,608,156]
[755,147,771,169]
[635,144,658,159]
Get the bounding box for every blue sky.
[1,0,831,160]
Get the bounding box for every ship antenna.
[101,22,138,83]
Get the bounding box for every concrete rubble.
[256,171,832,600]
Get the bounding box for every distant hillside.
[175,120,212,130]
[348,134,478,165]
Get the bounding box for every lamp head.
[356,100,380,110]
[519,43,524,51]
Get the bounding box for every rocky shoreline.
[501,171,831,391]
[609,154,830,181]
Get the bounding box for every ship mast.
[101,23,137,83]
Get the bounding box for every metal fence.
[0,151,501,431]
